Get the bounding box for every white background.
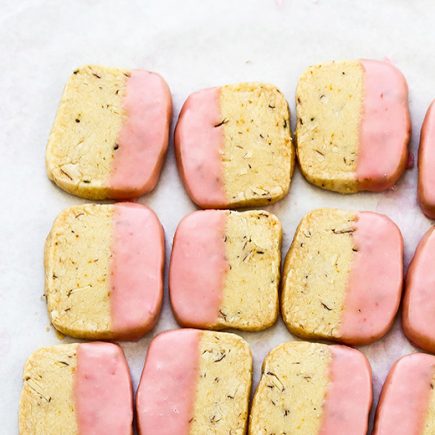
[1,0,435,433]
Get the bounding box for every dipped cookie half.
[136,329,252,435]
[281,208,403,345]
[296,59,410,193]
[169,210,281,331]
[46,65,172,199]
[403,226,435,353]
[249,341,372,435]
[373,353,435,435]
[19,342,133,435]
[175,83,294,208]
[418,101,435,218]
[45,203,164,340]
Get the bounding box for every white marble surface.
[1,0,435,432]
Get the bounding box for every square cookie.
[175,82,294,208]
[169,210,281,331]
[136,329,252,435]
[44,203,164,340]
[296,59,410,193]
[46,65,172,199]
[19,342,133,435]
[281,208,403,345]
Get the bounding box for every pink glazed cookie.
[282,208,404,345]
[418,101,435,218]
[136,329,252,435]
[403,227,435,353]
[373,353,435,435]
[249,341,372,434]
[175,82,294,208]
[169,209,281,331]
[296,59,411,193]
[19,342,133,435]
[46,65,172,200]
[45,202,164,340]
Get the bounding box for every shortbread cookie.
[249,341,372,435]
[45,203,164,340]
[175,83,294,208]
[418,101,435,218]
[296,59,410,193]
[19,342,133,435]
[373,353,435,435]
[169,210,281,331]
[136,329,252,435]
[46,65,172,200]
[281,208,403,345]
[403,227,435,353]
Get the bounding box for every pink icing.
[109,70,172,199]
[340,212,403,344]
[319,345,372,435]
[373,353,435,435]
[174,87,227,208]
[169,210,228,326]
[75,342,133,435]
[136,329,201,435]
[110,203,164,340]
[418,101,435,218]
[357,59,410,191]
[403,227,435,353]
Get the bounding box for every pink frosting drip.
[136,329,201,435]
[403,227,435,353]
[319,345,372,435]
[373,353,435,435]
[340,212,403,344]
[110,203,164,340]
[169,210,228,326]
[418,101,435,218]
[109,70,172,198]
[357,59,410,191]
[175,87,226,208]
[75,342,133,435]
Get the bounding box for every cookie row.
[19,331,435,435]
[48,59,435,209]
[43,203,435,352]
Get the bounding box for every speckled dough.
[46,64,171,200]
[169,210,281,331]
[175,82,294,208]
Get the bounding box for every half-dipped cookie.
[169,210,281,331]
[46,65,172,199]
[403,227,435,353]
[249,341,372,435]
[418,101,435,218]
[281,208,403,345]
[45,203,164,340]
[373,353,435,435]
[136,329,252,435]
[296,59,410,193]
[175,83,294,208]
[19,342,133,435]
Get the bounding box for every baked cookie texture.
[296,59,410,193]
[19,342,133,435]
[45,202,164,340]
[373,353,435,435]
[46,65,172,200]
[418,101,435,218]
[281,208,403,345]
[249,341,372,435]
[403,226,435,353]
[169,209,281,331]
[175,82,294,208]
[136,329,252,435]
